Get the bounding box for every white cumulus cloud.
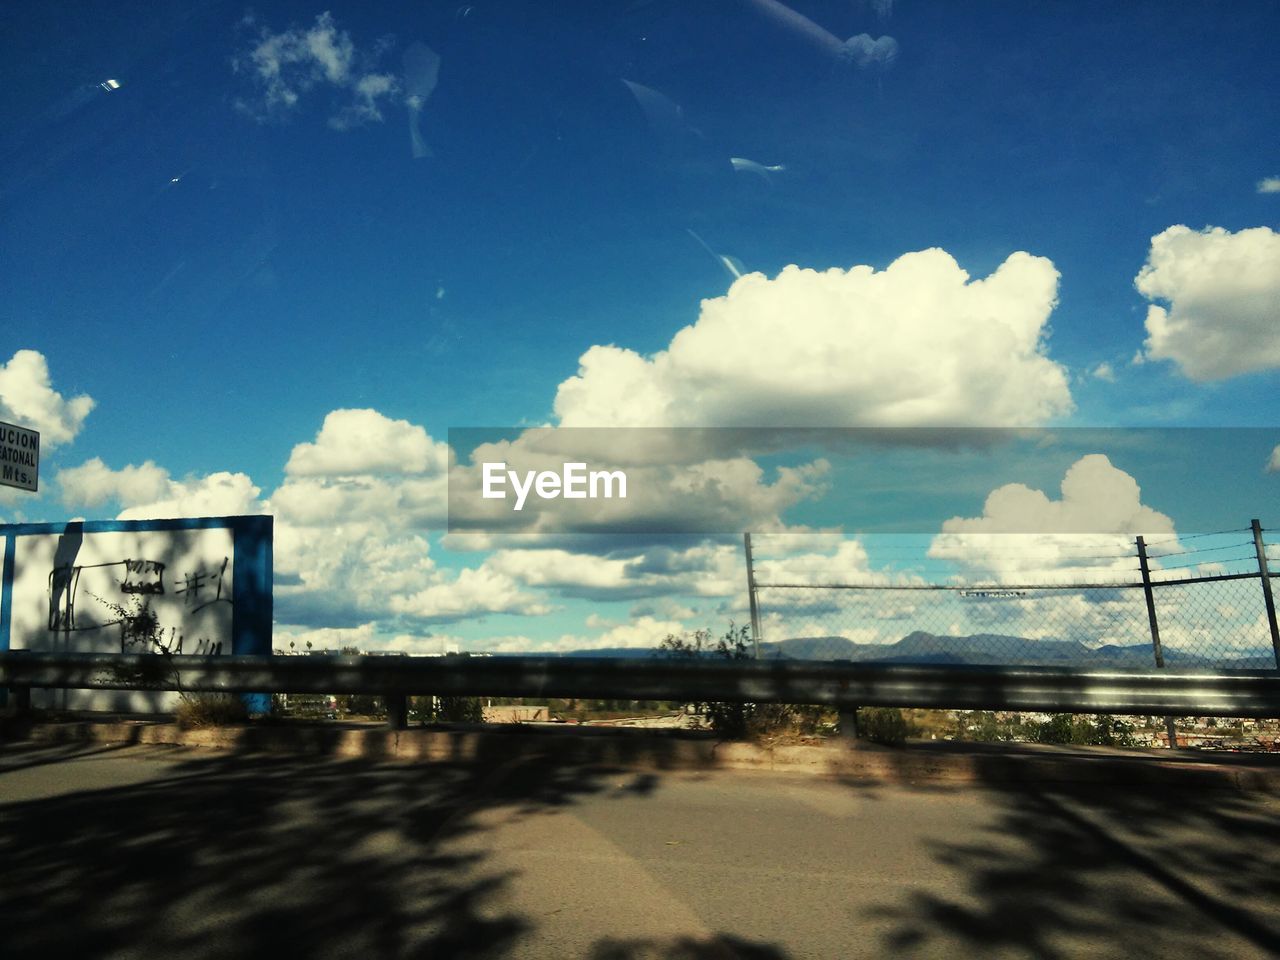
[271,474,447,528]
[117,472,265,521]
[1257,177,1280,194]
[63,460,265,522]
[929,454,1176,582]
[0,349,94,449]
[285,408,450,477]
[58,458,170,508]
[1136,225,1280,380]
[554,249,1072,428]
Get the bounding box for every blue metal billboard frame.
[0,515,273,710]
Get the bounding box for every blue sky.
[2,1,1278,654]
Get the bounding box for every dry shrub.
[175,692,249,728]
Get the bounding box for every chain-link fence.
[748,525,1280,670]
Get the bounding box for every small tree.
[1032,714,1076,744]
[858,707,910,746]
[659,624,755,738]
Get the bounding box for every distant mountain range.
[552,630,1277,670]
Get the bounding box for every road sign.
[0,420,39,492]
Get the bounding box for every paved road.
[2,740,1278,959]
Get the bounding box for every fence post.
[1137,535,1178,749]
[1136,536,1165,668]
[386,692,408,730]
[1251,520,1280,669]
[744,533,762,660]
[11,685,31,716]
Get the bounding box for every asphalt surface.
[1,740,1279,959]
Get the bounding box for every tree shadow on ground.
[852,749,1280,959]
[0,740,786,960]
[589,934,789,959]
[0,738,143,775]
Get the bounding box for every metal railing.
[746,521,1280,670]
[4,650,1280,728]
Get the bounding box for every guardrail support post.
[838,706,858,742]
[386,693,408,730]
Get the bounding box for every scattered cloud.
[1257,177,1280,194]
[1135,225,1280,380]
[1090,362,1116,382]
[554,249,1072,428]
[0,349,94,449]
[329,72,399,130]
[1267,445,1280,473]
[233,11,399,128]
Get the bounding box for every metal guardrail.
[4,651,1280,726]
